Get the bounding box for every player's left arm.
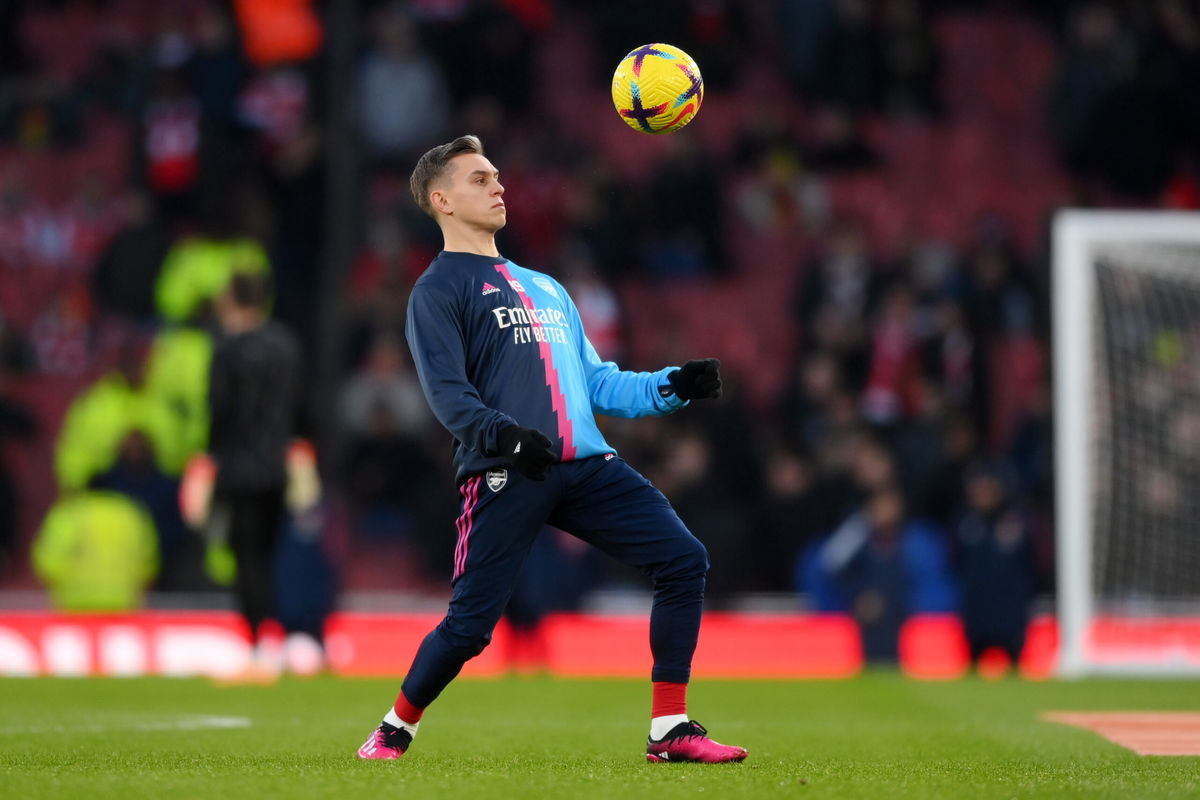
[561,281,719,417]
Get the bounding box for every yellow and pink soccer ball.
[611,43,704,135]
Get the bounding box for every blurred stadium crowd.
[0,0,1198,656]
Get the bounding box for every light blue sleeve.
[563,281,688,418]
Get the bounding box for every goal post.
[1053,210,1200,677]
[1056,211,1200,676]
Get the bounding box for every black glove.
[667,358,722,400]
[496,425,556,480]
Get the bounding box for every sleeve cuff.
[653,366,689,412]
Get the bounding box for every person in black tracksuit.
[208,272,304,659]
[355,135,746,764]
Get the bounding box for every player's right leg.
[357,467,559,759]
[550,456,746,763]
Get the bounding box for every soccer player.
[357,135,747,764]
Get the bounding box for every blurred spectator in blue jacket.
[802,484,957,662]
[953,459,1038,669]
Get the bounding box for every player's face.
[441,153,506,232]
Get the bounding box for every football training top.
[406,251,687,482]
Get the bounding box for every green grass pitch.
[0,673,1196,799]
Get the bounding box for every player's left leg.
[550,455,747,764]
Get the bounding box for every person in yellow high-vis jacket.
[143,325,214,475]
[155,235,270,324]
[32,490,159,612]
[54,368,178,492]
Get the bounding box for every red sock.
[651,681,688,718]
[393,690,425,725]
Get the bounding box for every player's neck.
[440,225,500,258]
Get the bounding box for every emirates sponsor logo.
[491,304,571,345]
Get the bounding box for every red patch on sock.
[652,681,688,718]
[393,691,425,724]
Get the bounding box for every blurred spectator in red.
[238,65,310,157]
[861,281,922,425]
[139,69,203,219]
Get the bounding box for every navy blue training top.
[405,251,687,482]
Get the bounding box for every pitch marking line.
[0,715,252,734]
[1044,711,1200,756]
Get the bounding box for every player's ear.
[430,188,453,216]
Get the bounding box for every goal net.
[1054,211,1200,676]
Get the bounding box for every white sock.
[383,708,420,737]
[650,714,689,741]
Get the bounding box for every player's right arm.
[405,281,519,456]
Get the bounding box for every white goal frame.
[1053,210,1200,677]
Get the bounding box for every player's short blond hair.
[410,135,485,218]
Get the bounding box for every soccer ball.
[611,43,704,135]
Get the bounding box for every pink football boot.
[356,723,412,760]
[646,720,748,763]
